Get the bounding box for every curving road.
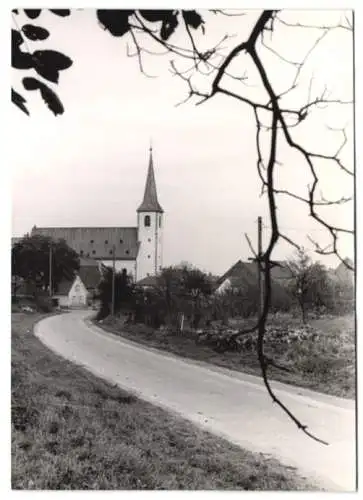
[34,311,356,491]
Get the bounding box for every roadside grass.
[11,313,316,490]
[98,313,355,399]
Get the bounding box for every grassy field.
[98,313,355,399]
[11,312,316,490]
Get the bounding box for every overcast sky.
[11,8,354,275]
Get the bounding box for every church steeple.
[137,146,163,213]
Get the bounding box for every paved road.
[34,311,356,491]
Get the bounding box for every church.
[31,147,164,283]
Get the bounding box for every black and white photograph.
[9,2,357,492]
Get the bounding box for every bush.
[35,297,53,313]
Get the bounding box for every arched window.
[144,215,151,227]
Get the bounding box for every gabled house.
[335,258,354,286]
[54,275,89,308]
[215,260,258,295]
[244,260,294,283]
[54,257,103,308]
[215,259,295,296]
[216,257,354,297]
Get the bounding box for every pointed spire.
[137,146,163,213]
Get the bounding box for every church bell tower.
[136,146,164,281]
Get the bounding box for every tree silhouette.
[11,9,354,444]
[287,248,332,322]
[97,268,133,319]
[12,234,80,294]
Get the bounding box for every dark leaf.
[139,10,174,23]
[49,9,71,17]
[22,77,39,91]
[12,32,33,70]
[12,29,23,48]
[24,10,41,19]
[33,62,59,83]
[22,24,50,41]
[160,13,179,40]
[182,10,204,30]
[97,10,133,37]
[32,50,73,84]
[23,77,64,116]
[33,50,73,70]
[11,88,29,116]
[12,50,33,70]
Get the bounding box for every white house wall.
[215,278,232,295]
[100,259,136,280]
[55,295,70,308]
[68,275,88,307]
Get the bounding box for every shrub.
[35,297,53,313]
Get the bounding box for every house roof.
[335,258,354,284]
[79,265,102,290]
[137,147,163,213]
[31,226,139,260]
[79,256,100,267]
[56,279,74,295]
[217,259,294,293]
[244,261,294,281]
[135,275,159,287]
[217,260,257,288]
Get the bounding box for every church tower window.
[144,215,151,227]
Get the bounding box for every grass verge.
[11,312,317,490]
[97,314,355,399]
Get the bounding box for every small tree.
[288,249,331,322]
[154,264,212,329]
[97,268,133,319]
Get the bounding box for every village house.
[54,257,103,308]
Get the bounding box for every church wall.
[100,259,136,280]
[136,212,163,281]
[156,213,163,272]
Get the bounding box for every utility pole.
[49,242,52,298]
[111,244,116,316]
[257,216,264,317]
